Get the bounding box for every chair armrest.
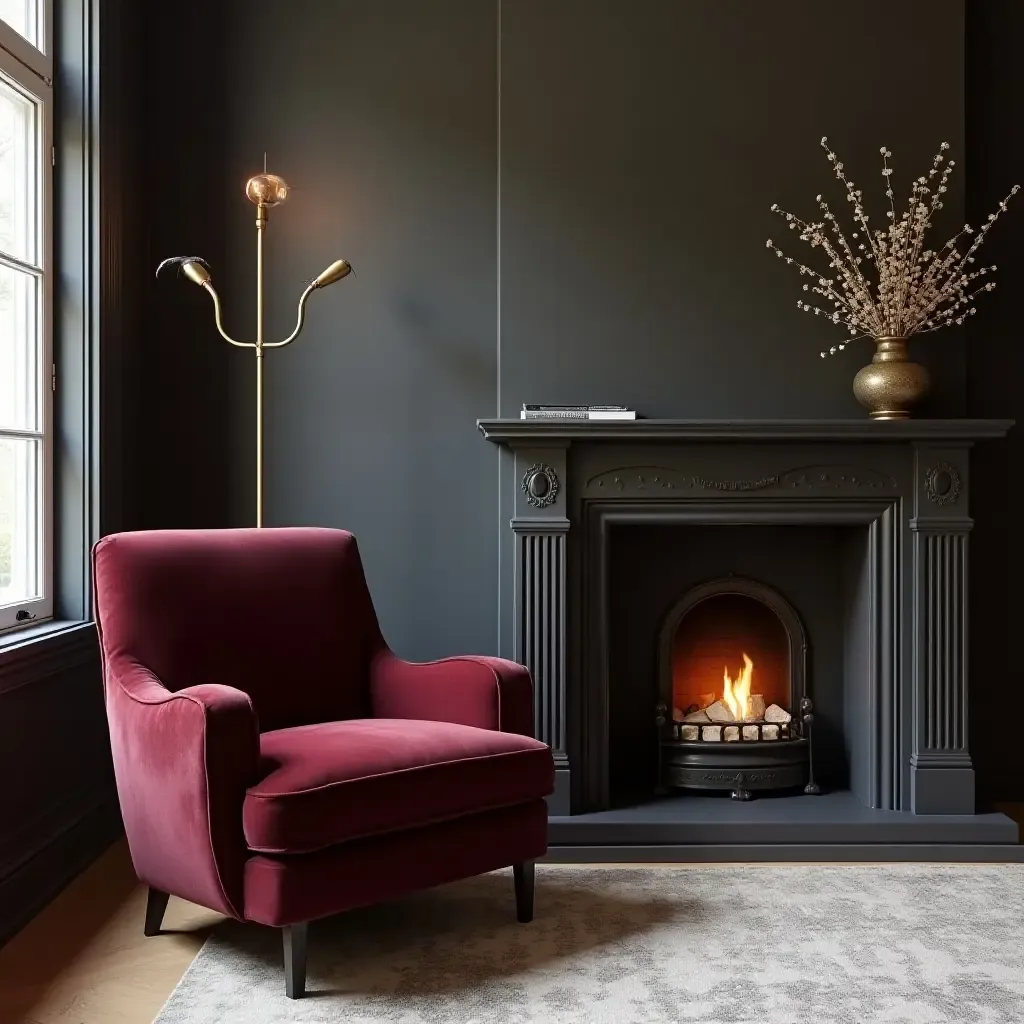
[369,650,535,737]
[104,658,259,919]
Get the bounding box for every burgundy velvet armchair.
[92,527,553,998]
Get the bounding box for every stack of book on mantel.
[520,404,637,421]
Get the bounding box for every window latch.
[15,610,36,622]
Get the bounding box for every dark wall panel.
[137,4,233,530]
[0,639,117,943]
[965,0,1024,803]
[499,0,966,418]
[215,0,499,659]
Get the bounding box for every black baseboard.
[0,794,122,947]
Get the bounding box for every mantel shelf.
[477,418,1014,444]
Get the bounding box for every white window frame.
[0,3,53,634]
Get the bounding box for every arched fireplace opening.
[656,577,817,799]
[670,591,790,721]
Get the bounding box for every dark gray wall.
[218,0,499,659]
[499,0,966,418]
[134,1,1023,802]
[965,0,1024,802]
[176,0,966,664]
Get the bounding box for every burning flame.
[722,652,754,721]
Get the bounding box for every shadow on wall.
[965,0,1024,804]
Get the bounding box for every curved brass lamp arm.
[203,282,254,349]
[262,284,316,349]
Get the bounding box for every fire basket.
[655,576,819,800]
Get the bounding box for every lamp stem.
[255,203,267,528]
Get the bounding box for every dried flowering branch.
[766,138,1018,358]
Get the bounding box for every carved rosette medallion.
[924,462,961,506]
[521,463,560,508]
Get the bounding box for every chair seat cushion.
[243,719,554,854]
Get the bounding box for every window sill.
[0,619,97,694]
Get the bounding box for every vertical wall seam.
[494,0,502,654]
[495,0,502,416]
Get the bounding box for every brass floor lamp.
[157,172,352,527]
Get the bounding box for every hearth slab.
[548,790,1020,847]
[543,844,1024,864]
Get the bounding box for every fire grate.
[657,696,820,800]
[668,718,801,743]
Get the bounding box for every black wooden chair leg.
[513,861,535,923]
[283,923,308,999]
[144,888,170,937]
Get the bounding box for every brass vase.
[852,336,930,420]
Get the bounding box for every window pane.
[0,435,41,608]
[0,264,37,431]
[0,0,38,49]
[0,74,37,264]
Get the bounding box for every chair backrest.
[93,527,385,732]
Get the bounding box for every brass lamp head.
[245,173,290,207]
[182,259,212,286]
[312,259,353,289]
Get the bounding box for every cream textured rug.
[153,864,1024,1023]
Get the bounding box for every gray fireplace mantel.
[477,418,1015,443]
[479,417,1014,826]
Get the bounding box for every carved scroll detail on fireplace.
[586,466,690,492]
[691,475,779,491]
[585,463,898,497]
[780,465,897,490]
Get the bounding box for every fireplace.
[478,418,1020,858]
[656,576,816,800]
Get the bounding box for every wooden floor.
[3,810,1023,1024]
[0,841,223,1024]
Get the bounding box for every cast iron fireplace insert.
[655,575,818,800]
